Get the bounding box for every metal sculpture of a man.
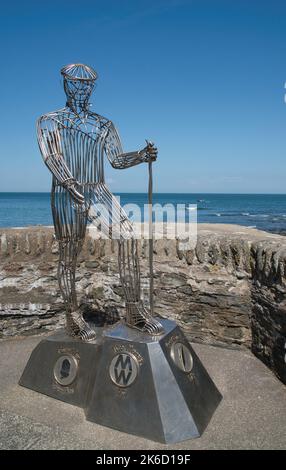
[37,63,164,341]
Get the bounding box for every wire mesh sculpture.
[37,63,164,341]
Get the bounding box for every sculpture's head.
[61,63,98,108]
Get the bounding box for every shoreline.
[0,222,285,237]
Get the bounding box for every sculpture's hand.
[143,140,158,163]
[62,179,85,205]
[69,185,85,205]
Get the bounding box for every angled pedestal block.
[19,330,101,408]
[85,319,222,444]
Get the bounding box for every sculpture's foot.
[66,310,96,342]
[125,302,164,336]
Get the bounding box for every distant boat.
[186,200,208,211]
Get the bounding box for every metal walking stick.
[147,141,154,316]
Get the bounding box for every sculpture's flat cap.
[61,63,98,81]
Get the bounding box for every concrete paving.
[0,335,285,450]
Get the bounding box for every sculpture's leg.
[52,183,96,341]
[118,237,164,335]
[89,182,164,336]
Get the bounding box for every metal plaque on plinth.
[85,318,222,444]
[19,329,101,408]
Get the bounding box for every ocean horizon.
[1,192,286,234]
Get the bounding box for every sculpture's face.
[64,77,95,104]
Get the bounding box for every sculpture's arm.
[37,116,84,204]
[104,122,157,170]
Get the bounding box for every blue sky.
[1,0,286,193]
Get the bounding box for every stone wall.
[0,224,285,384]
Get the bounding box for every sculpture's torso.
[44,107,110,186]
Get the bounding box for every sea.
[1,192,286,235]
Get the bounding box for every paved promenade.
[0,335,285,450]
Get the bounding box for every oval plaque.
[171,342,193,373]
[109,353,139,388]
[53,355,78,386]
